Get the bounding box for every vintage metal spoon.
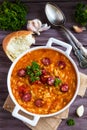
[45,2,87,68]
[45,2,87,58]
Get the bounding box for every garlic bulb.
[76,105,84,117]
[27,19,51,35]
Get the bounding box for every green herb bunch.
[0,0,27,31]
[26,61,42,83]
[75,3,87,26]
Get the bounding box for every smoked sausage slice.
[60,84,69,92]
[41,57,51,66]
[34,99,43,107]
[17,68,26,77]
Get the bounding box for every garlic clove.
[76,105,84,117]
[39,24,51,32]
[73,25,86,33]
[32,19,42,29]
[27,19,42,35]
[27,20,37,32]
[27,19,51,35]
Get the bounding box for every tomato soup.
[10,49,77,114]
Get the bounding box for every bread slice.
[2,30,35,62]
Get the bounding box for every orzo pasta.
[10,49,77,114]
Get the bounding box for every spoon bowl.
[45,3,65,26]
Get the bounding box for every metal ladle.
[45,2,87,68]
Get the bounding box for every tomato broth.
[10,49,77,114]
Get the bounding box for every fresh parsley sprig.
[26,61,42,83]
[67,118,75,126]
[75,3,87,26]
[0,0,27,31]
[54,77,62,87]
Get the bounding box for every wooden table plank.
[0,1,87,130]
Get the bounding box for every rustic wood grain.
[0,1,87,130]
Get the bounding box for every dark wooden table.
[0,0,87,130]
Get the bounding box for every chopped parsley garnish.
[54,78,62,87]
[26,61,42,83]
[67,118,75,126]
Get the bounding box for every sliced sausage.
[60,84,69,92]
[17,68,26,77]
[40,75,48,84]
[41,57,51,66]
[33,80,41,84]
[47,76,55,86]
[18,85,26,97]
[34,99,43,107]
[22,92,32,102]
[57,61,66,69]
[41,68,47,75]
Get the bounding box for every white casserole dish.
[7,37,80,126]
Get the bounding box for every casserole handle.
[12,106,40,126]
[46,37,72,55]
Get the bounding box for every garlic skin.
[27,19,51,35]
[73,25,86,33]
[76,105,84,117]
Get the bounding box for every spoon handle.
[64,31,87,68]
[64,31,77,51]
[61,25,87,58]
[75,49,87,68]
